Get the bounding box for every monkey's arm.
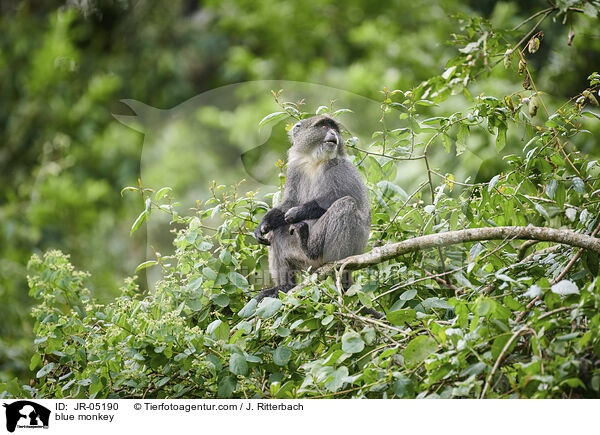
[254,168,301,244]
[284,200,327,223]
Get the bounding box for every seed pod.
[518,59,526,75]
[503,49,513,69]
[528,96,539,117]
[528,37,540,53]
[523,73,532,90]
[568,28,575,46]
[504,95,514,112]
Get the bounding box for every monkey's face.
[289,115,344,162]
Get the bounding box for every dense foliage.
[2,1,600,398]
[0,0,478,382]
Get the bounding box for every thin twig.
[480,326,531,398]
[335,311,409,336]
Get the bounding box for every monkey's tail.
[358,307,384,319]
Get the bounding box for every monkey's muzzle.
[324,130,339,145]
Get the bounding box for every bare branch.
[297,226,600,292]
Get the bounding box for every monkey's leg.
[256,283,294,301]
[295,196,368,263]
[256,226,303,301]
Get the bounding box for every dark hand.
[284,206,303,224]
[254,221,271,245]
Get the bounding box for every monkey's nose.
[324,129,338,145]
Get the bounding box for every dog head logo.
[3,401,50,432]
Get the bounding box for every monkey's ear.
[113,99,163,133]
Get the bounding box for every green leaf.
[421,116,445,125]
[488,174,500,193]
[362,327,376,345]
[315,105,330,114]
[130,209,148,235]
[387,309,416,326]
[441,65,457,80]
[546,179,557,199]
[400,289,417,300]
[332,108,353,117]
[321,315,334,326]
[378,180,408,200]
[583,2,598,18]
[325,366,349,392]
[206,354,222,372]
[534,203,551,221]
[459,41,481,54]
[89,380,103,397]
[403,336,437,368]
[217,376,237,398]
[207,319,230,341]
[227,272,248,290]
[188,277,203,291]
[341,331,365,354]
[496,124,507,153]
[551,280,579,295]
[36,362,56,378]
[475,298,493,316]
[421,297,452,310]
[392,376,414,398]
[582,111,600,120]
[555,182,565,208]
[491,335,515,360]
[197,240,213,251]
[135,260,158,272]
[357,292,373,308]
[456,123,469,155]
[30,353,42,371]
[202,267,217,280]
[237,299,257,318]
[408,117,421,133]
[120,186,138,196]
[155,377,171,387]
[583,251,599,276]
[219,250,232,265]
[154,187,172,201]
[258,111,288,127]
[212,294,230,307]
[229,353,248,376]
[572,177,585,194]
[273,346,292,366]
[256,297,283,319]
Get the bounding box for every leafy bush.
[3,2,600,399]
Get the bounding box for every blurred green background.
[1,0,598,383]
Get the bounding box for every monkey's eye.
[321,124,329,130]
[293,122,302,131]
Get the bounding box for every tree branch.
[304,226,600,289]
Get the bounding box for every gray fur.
[254,115,371,300]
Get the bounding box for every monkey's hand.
[254,208,286,245]
[284,206,304,224]
[254,222,271,245]
[285,201,327,223]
